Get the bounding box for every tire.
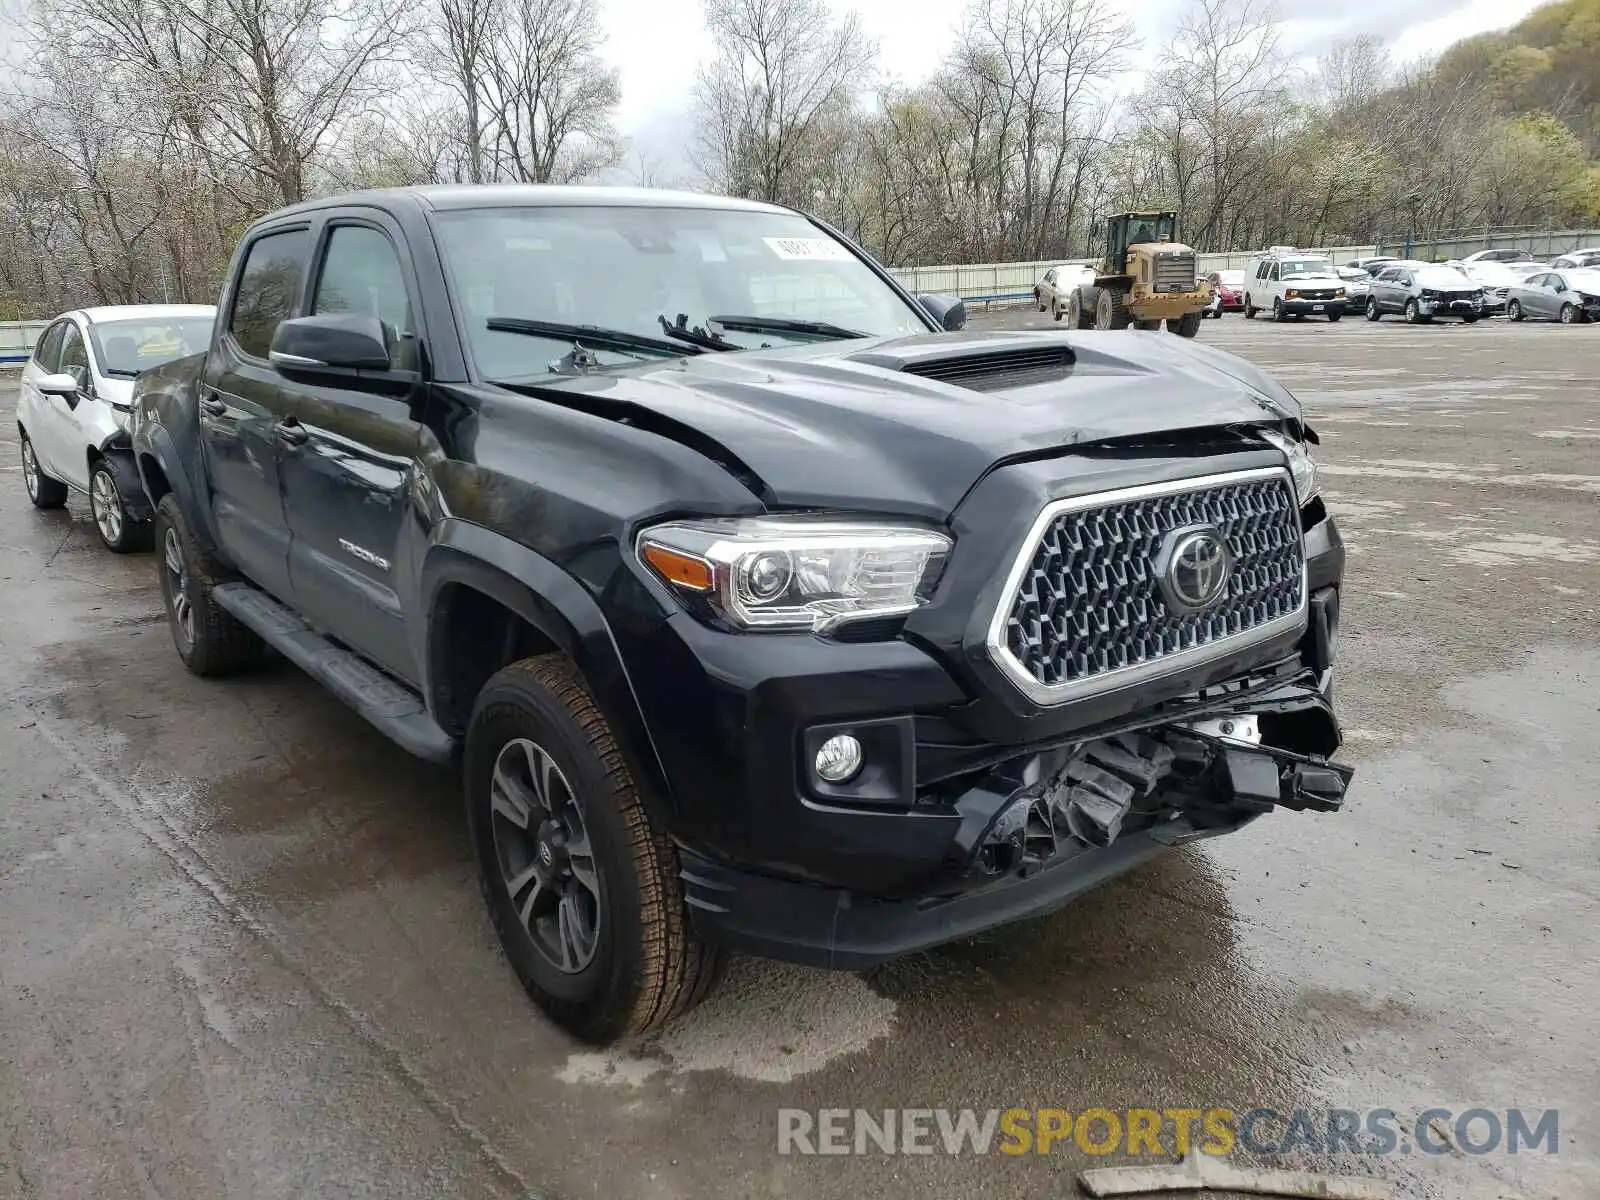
[1327,311,1342,323]
[466,656,724,1044]
[1035,289,1045,312]
[20,432,68,509]
[1067,290,1093,330]
[153,494,267,676]
[1366,298,1380,322]
[1507,299,1524,321]
[1133,318,1161,331]
[1560,303,1578,325]
[1052,299,1064,321]
[1244,295,1256,319]
[1167,310,1202,338]
[90,460,153,553]
[1461,314,1478,324]
[1094,287,1131,331]
[1403,299,1427,324]
[1273,298,1287,322]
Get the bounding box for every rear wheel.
[1094,287,1131,331]
[153,494,267,676]
[466,656,724,1044]
[90,461,152,553]
[1035,288,1045,311]
[1167,311,1203,338]
[20,433,68,510]
[1507,299,1524,321]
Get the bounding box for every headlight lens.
[1259,428,1318,506]
[637,517,951,632]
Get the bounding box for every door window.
[58,324,91,388]
[32,322,67,371]
[230,229,310,359]
[312,225,412,334]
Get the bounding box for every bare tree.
[692,0,876,205]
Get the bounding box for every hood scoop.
[894,344,1076,393]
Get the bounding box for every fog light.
[815,734,863,783]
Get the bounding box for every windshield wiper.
[658,313,734,351]
[707,315,866,341]
[486,317,699,359]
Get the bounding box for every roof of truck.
[272,184,791,219]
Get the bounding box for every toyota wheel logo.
[1160,527,1233,611]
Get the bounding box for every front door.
[201,224,311,601]
[278,218,425,682]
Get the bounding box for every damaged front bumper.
[681,673,1353,970]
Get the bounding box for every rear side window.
[32,322,66,371]
[230,229,310,359]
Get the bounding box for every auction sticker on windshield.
[764,236,854,262]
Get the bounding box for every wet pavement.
[3,314,1598,1199]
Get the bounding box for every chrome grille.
[1153,253,1197,293]
[988,469,1306,705]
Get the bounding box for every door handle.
[200,393,227,416]
[275,419,309,446]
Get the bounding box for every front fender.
[420,520,675,819]
[133,420,218,553]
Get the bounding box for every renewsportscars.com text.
[776,1106,1559,1157]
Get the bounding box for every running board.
[211,582,457,765]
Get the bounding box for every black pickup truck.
[132,185,1351,1044]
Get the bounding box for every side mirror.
[35,372,81,397]
[269,313,392,374]
[917,293,967,332]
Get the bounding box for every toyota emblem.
[1160,527,1232,611]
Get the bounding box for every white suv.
[1244,252,1349,322]
[18,305,215,551]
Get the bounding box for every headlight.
[1259,429,1318,506]
[1285,289,1301,299]
[637,517,951,632]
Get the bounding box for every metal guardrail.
[0,320,49,363]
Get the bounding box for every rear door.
[201,224,311,601]
[277,214,426,681]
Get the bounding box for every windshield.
[1416,268,1473,288]
[1566,270,1600,290]
[1280,258,1334,277]
[1218,270,1244,285]
[1462,262,1519,284]
[90,316,214,376]
[1337,267,1368,280]
[1478,249,1531,262]
[433,205,931,378]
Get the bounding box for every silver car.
[1364,264,1485,323]
[1504,269,1600,324]
[1033,264,1096,318]
[1336,266,1370,307]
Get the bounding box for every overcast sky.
[601,0,1546,177]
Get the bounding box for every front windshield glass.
[433,205,931,378]
[1417,268,1473,288]
[1219,270,1244,285]
[1279,258,1334,277]
[90,316,214,376]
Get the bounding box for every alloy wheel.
[163,527,194,646]
[489,736,602,975]
[1560,304,1576,325]
[22,439,39,501]
[91,469,123,546]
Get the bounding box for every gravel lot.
[3,313,1597,1199]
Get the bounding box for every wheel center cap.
[538,840,554,868]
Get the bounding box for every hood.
[95,376,136,407]
[1282,270,1340,283]
[520,330,1300,520]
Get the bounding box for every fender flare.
[92,441,154,524]
[134,422,219,553]
[420,520,676,818]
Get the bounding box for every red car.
[1204,270,1246,316]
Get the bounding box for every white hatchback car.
[18,304,215,551]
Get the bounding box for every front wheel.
[90,461,152,553]
[466,656,724,1044]
[20,433,68,509]
[1560,303,1579,325]
[1507,299,1524,321]
[1327,311,1343,323]
[1461,314,1478,324]
[1035,289,1045,312]
[1272,298,1287,322]
[1366,297,1380,322]
[1244,295,1256,319]
[1403,298,1427,324]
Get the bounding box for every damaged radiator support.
[972,726,1353,877]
